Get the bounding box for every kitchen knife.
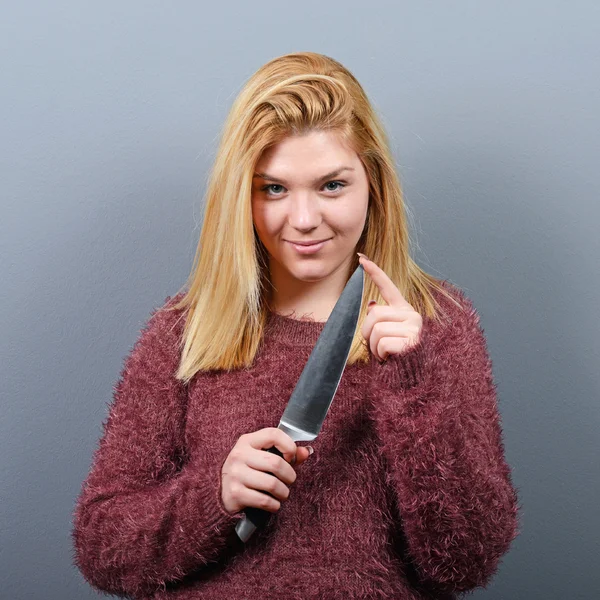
[235,263,365,543]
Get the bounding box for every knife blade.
[235,263,365,542]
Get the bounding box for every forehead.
[255,130,356,172]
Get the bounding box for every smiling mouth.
[286,239,331,246]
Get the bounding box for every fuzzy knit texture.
[71,281,521,600]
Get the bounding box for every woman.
[72,52,520,599]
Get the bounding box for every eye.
[260,180,346,197]
[324,181,346,192]
[261,184,285,196]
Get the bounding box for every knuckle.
[231,450,244,464]
[278,428,294,445]
[268,455,280,472]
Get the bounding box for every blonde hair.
[165,51,462,384]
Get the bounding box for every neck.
[267,255,355,322]
[269,306,331,323]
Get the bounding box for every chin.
[286,262,332,281]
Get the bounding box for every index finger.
[248,427,298,463]
[358,255,412,309]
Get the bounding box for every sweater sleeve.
[367,283,521,595]
[71,295,244,599]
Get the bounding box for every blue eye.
[260,181,346,196]
[261,184,285,195]
[324,181,345,192]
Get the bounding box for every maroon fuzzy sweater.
[71,281,520,599]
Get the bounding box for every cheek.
[251,200,268,231]
[329,199,368,235]
[252,203,283,240]
[251,197,264,223]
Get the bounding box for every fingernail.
[357,252,369,261]
[368,300,377,306]
[307,446,314,455]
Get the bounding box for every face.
[251,130,370,290]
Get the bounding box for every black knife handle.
[236,445,284,541]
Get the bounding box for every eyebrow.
[252,166,355,185]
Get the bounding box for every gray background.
[2,1,598,599]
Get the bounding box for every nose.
[287,192,322,231]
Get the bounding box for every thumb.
[292,445,314,466]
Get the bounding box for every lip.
[286,239,330,254]
[286,239,330,246]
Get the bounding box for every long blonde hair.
[165,51,462,384]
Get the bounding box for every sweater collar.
[265,309,327,346]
